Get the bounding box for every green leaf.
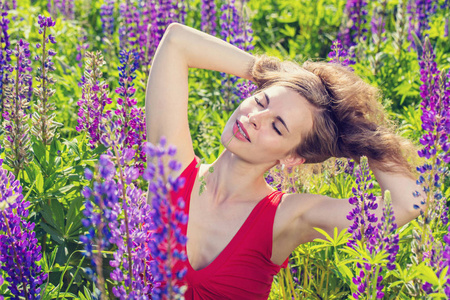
[33,139,47,164]
[36,170,44,194]
[417,265,439,286]
[63,138,80,158]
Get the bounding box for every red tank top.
[170,157,289,300]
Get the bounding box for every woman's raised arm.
[145,23,254,169]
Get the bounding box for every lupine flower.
[407,0,438,53]
[82,116,156,298]
[442,0,450,37]
[76,51,112,149]
[338,0,369,50]
[219,0,256,106]
[145,137,188,300]
[0,145,48,299]
[114,50,147,175]
[47,0,74,19]
[346,156,379,250]
[2,0,16,10]
[31,15,62,146]
[327,39,356,69]
[350,191,399,297]
[80,153,119,299]
[0,8,12,125]
[376,191,399,271]
[201,0,217,36]
[2,39,33,177]
[413,37,450,294]
[76,35,89,68]
[370,1,387,48]
[100,0,115,39]
[347,159,401,299]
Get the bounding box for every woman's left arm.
[278,161,424,247]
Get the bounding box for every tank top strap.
[170,156,200,208]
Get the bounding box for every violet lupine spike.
[76,51,112,149]
[338,0,369,50]
[109,166,155,298]
[346,156,379,250]
[144,137,188,300]
[370,1,387,48]
[376,191,399,271]
[219,0,256,105]
[201,0,217,36]
[406,0,438,53]
[327,39,356,69]
[412,37,450,294]
[0,7,12,125]
[75,34,89,68]
[80,154,118,298]
[0,147,48,299]
[2,39,33,177]
[32,15,61,146]
[114,50,147,176]
[100,0,115,39]
[346,157,384,299]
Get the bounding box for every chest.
[186,185,258,271]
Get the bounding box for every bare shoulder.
[274,192,353,246]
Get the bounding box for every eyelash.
[254,97,282,136]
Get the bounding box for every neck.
[204,150,274,205]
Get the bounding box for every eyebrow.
[262,91,290,133]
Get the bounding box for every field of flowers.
[0,0,449,299]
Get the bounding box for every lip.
[233,120,251,142]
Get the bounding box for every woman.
[145,23,423,299]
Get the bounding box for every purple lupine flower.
[327,39,356,69]
[370,1,387,48]
[2,0,16,10]
[442,0,449,37]
[413,37,450,294]
[407,0,438,52]
[219,0,256,105]
[100,0,115,39]
[76,51,112,149]
[32,15,61,146]
[2,39,33,177]
[346,156,379,250]
[376,191,399,271]
[0,8,12,125]
[0,147,48,299]
[81,154,118,297]
[109,182,155,298]
[76,35,89,68]
[145,137,188,300]
[201,0,217,36]
[113,50,147,175]
[338,0,369,49]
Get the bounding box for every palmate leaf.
[312,227,349,248]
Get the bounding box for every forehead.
[259,86,315,136]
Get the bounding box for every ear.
[280,154,305,168]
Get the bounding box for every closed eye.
[254,97,264,107]
[273,123,282,136]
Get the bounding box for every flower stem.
[113,143,133,291]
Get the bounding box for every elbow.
[164,22,185,45]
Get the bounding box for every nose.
[248,110,271,130]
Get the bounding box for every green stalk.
[113,142,134,292]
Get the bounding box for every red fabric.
[170,156,289,300]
